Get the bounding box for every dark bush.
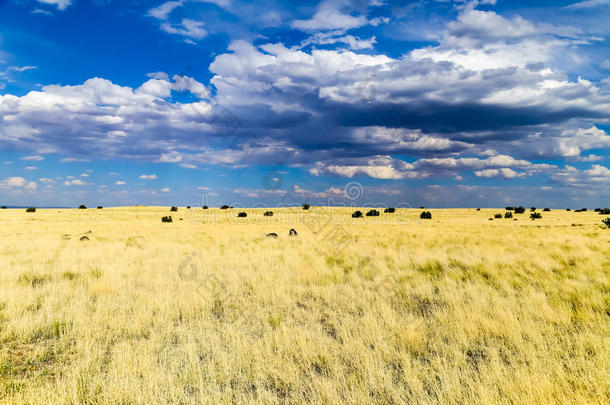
[264,211,274,217]
[26,207,36,213]
[220,205,230,210]
[384,207,396,213]
[1,206,6,209]
[366,209,380,217]
[603,218,610,228]
[580,208,588,212]
[505,206,514,211]
[566,208,571,211]
[78,205,87,209]
[505,212,513,219]
[302,204,310,210]
[598,208,610,215]
[161,216,172,223]
[530,212,542,220]
[352,210,363,218]
[476,208,481,211]
[514,206,526,214]
[186,206,191,209]
[202,205,209,209]
[594,208,601,212]
[494,214,502,219]
[237,212,247,218]
[97,206,103,209]
[530,207,536,212]
[420,211,432,219]
[170,206,178,212]
[543,208,551,212]
[420,206,425,209]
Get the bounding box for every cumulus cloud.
[62,179,89,186]
[21,155,44,161]
[139,174,158,180]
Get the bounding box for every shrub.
[476,208,481,211]
[264,211,274,217]
[505,206,514,211]
[598,208,610,215]
[420,206,425,209]
[1,206,6,209]
[170,206,178,212]
[494,214,502,219]
[97,206,103,209]
[580,208,588,212]
[186,206,191,209]
[302,204,310,210]
[238,212,247,218]
[161,216,172,223]
[530,212,542,220]
[78,205,87,209]
[514,206,526,214]
[505,212,513,219]
[594,208,601,212]
[202,205,209,209]
[530,207,536,212]
[26,207,36,213]
[420,211,432,219]
[543,208,551,212]
[220,205,230,210]
[384,207,396,213]
[366,209,380,217]
[352,210,363,218]
[603,217,610,228]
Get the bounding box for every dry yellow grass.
[0,207,609,404]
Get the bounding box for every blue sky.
[0,0,609,208]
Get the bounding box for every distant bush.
[170,206,178,212]
[1,206,6,209]
[476,208,481,211]
[505,206,514,211]
[78,205,87,209]
[494,214,502,219]
[264,211,274,217]
[237,212,247,218]
[603,218,610,228]
[530,207,536,212]
[220,205,230,210]
[420,206,425,209]
[420,211,432,219]
[384,207,396,213]
[352,211,363,218]
[599,208,610,215]
[202,205,209,209]
[161,216,172,223]
[366,209,380,217]
[530,212,542,220]
[186,206,191,209]
[514,206,526,214]
[580,208,588,212]
[97,206,103,209]
[543,208,551,212]
[302,204,310,210]
[505,212,513,219]
[594,208,601,212]
[26,207,36,213]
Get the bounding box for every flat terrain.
[0,207,609,404]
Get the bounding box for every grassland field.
[0,207,609,404]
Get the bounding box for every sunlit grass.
[0,207,608,403]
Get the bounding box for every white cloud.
[25,166,38,170]
[474,168,526,179]
[161,187,171,193]
[21,155,44,161]
[139,174,158,180]
[0,177,37,190]
[148,1,184,20]
[160,19,207,40]
[62,179,89,186]
[115,181,126,185]
[37,0,72,11]
[61,157,91,163]
[564,0,610,10]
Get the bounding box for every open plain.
[0,207,609,404]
